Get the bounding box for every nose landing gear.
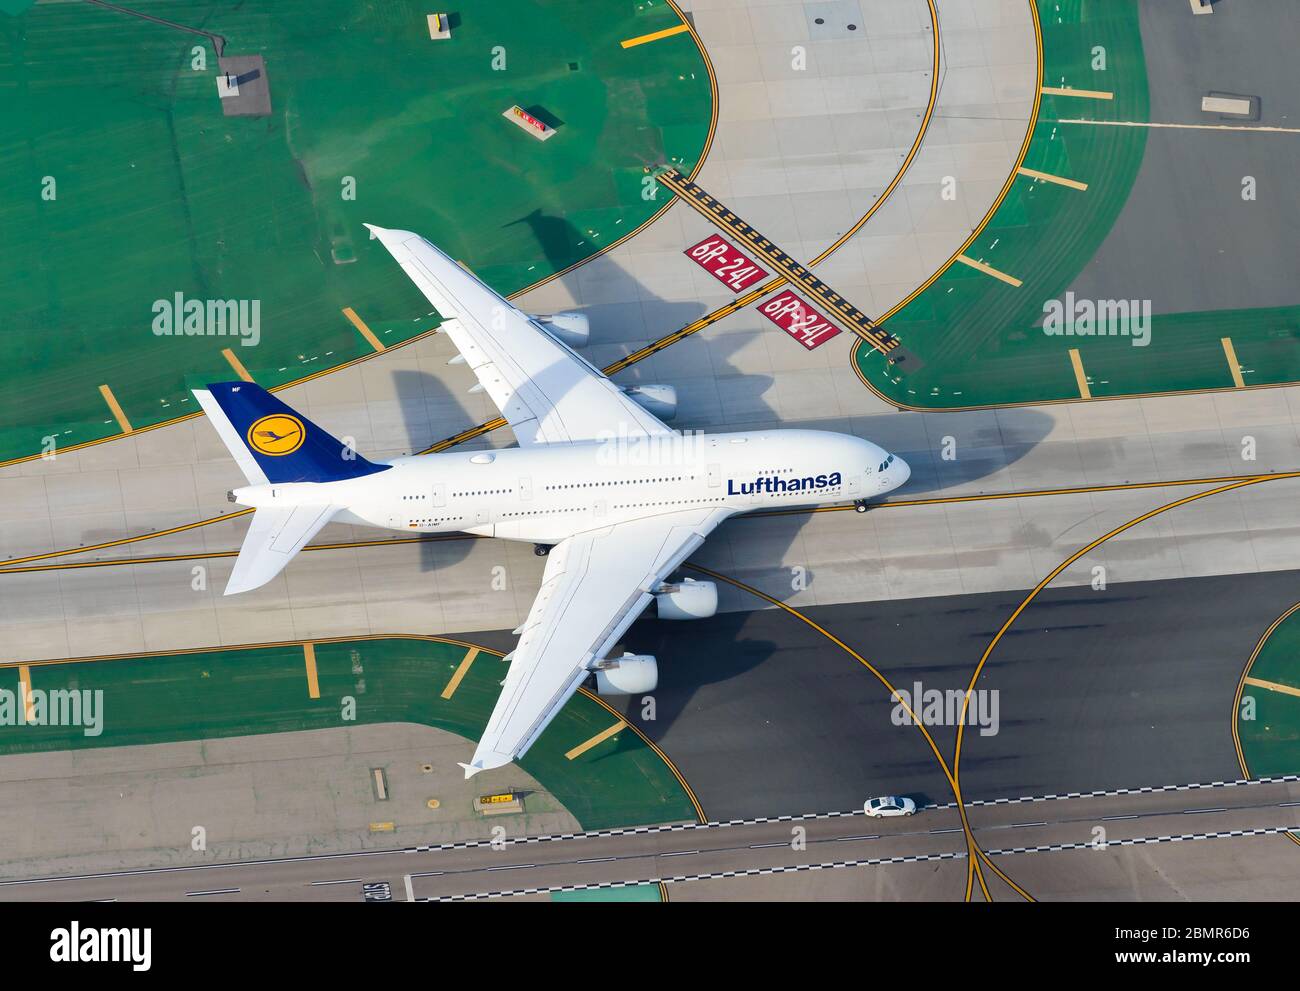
[853,499,870,514]
[533,543,553,557]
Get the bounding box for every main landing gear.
[853,499,871,514]
[533,543,553,557]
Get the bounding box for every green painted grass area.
[551,883,663,902]
[0,0,711,461]
[856,0,1299,408]
[0,637,699,831]
[1239,614,1300,778]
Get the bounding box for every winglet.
[458,761,484,780]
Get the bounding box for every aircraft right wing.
[462,506,730,777]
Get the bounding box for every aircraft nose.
[894,455,911,487]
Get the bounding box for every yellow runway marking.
[955,254,1022,287]
[1069,348,1092,399]
[303,643,320,699]
[1017,166,1087,191]
[98,384,133,434]
[1222,337,1246,388]
[1244,676,1300,699]
[1041,85,1112,100]
[342,307,386,352]
[565,720,625,760]
[17,664,34,722]
[369,822,395,833]
[222,348,254,382]
[956,473,1300,901]
[440,647,479,700]
[688,563,1030,903]
[1057,118,1300,135]
[620,23,690,48]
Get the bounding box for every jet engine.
[621,384,678,421]
[593,653,659,695]
[655,578,718,620]
[533,312,590,348]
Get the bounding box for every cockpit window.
[877,454,895,472]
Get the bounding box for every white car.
[864,796,917,818]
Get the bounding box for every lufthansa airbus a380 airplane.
[193,225,910,777]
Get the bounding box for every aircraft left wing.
[366,224,674,446]
[462,506,730,777]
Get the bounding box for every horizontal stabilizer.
[226,504,339,595]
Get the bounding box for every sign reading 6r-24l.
[684,235,770,293]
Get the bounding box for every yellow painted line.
[17,664,34,722]
[342,307,385,352]
[303,642,320,699]
[620,23,690,49]
[565,720,625,760]
[955,254,1022,287]
[98,384,133,434]
[1057,118,1300,135]
[369,822,395,833]
[440,647,480,700]
[222,347,254,382]
[1041,85,1112,100]
[1017,166,1087,191]
[1068,348,1092,400]
[1244,676,1300,699]
[1221,337,1246,388]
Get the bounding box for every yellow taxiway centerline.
[222,348,254,382]
[98,384,133,434]
[440,647,480,700]
[1017,166,1088,191]
[303,642,320,699]
[620,23,690,49]
[342,307,386,352]
[1069,348,1092,400]
[955,254,1023,287]
[1221,337,1246,388]
[1041,85,1113,100]
[565,720,625,760]
[1244,676,1300,699]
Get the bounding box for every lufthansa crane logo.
[247,414,305,456]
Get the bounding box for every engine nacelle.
[593,653,658,695]
[621,384,678,421]
[655,578,718,620]
[533,312,590,348]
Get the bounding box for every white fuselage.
[230,429,910,541]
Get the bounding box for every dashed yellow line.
[342,307,385,352]
[1017,166,1088,191]
[303,643,320,699]
[1222,337,1246,388]
[1244,676,1300,699]
[98,384,133,434]
[440,647,479,700]
[222,348,254,382]
[620,23,690,48]
[955,254,1022,287]
[17,664,34,722]
[1069,348,1092,399]
[565,720,625,760]
[1041,85,1113,100]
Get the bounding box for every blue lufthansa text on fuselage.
[727,471,842,495]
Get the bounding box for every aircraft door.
[519,476,533,501]
[432,482,447,507]
[707,463,721,488]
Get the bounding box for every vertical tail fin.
[193,382,389,485]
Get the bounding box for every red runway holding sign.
[758,290,842,350]
[684,235,769,293]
